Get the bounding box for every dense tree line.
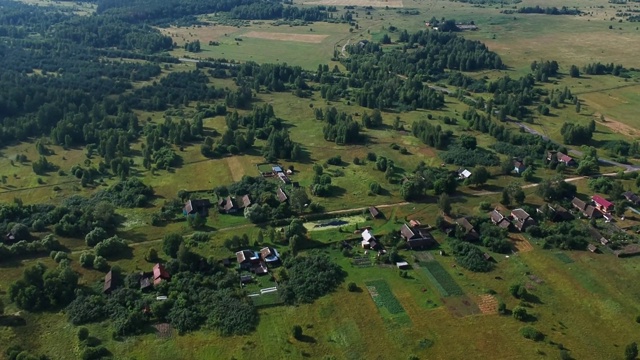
[9,262,79,311]
[582,62,629,77]
[560,121,595,145]
[321,107,362,145]
[412,120,452,149]
[514,6,581,15]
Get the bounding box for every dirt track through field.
[593,113,639,137]
[241,31,329,43]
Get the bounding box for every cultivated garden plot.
[420,260,465,297]
[365,279,406,315]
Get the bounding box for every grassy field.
[2,0,640,359]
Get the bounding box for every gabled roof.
[555,151,573,163]
[455,217,475,233]
[153,263,170,285]
[459,169,472,178]
[572,197,587,211]
[513,160,525,169]
[241,194,251,208]
[184,200,194,214]
[369,206,380,218]
[103,270,114,293]
[223,196,235,211]
[592,195,613,209]
[260,247,280,262]
[400,224,433,243]
[236,250,259,264]
[489,209,505,224]
[362,229,375,242]
[400,223,416,240]
[276,187,288,202]
[511,208,530,221]
[584,205,598,218]
[272,166,283,173]
[623,191,640,204]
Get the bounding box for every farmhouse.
[276,187,288,202]
[511,208,535,232]
[260,247,280,264]
[623,191,640,206]
[513,160,526,174]
[236,250,261,269]
[455,217,480,241]
[369,206,382,218]
[139,274,153,291]
[361,229,381,250]
[547,151,576,166]
[588,228,609,246]
[183,199,211,217]
[489,209,511,229]
[153,263,171,285]
[592,195,614,214]
[572,197,600,218]
[400,223,435,249]
[219,196,237,213]
[537,203,573,222]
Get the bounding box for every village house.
[183,199,211,217]
[153,263,171,285]
[489,209,511,230]
[400,223,435,249]
[260,247,281,265]
[513,160,526,174]
[276,187,288,202]
[547,151,576,166]
[369,206,382,219]
[455,217,480,241]
[511,208,535,232]
[241,194,252,209]
[361,229,381,250]
[218,196,237,214]
[588,227,609,246]
[237,250,268,274]
[623,191,640,206]
[277,172,291,184]
[592,195,614,214]
[571,197,600,219]
[537,203,573,222]
[588,244,598,253]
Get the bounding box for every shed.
[587,244,598,253]
[369,206,382,218]
[396,261,410,269]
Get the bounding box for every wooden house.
[183,199,211,217]
[400,224,435,250]
[455,217,480,241]
[511,208,535,232]
[592,195,614,214]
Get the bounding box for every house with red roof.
[153,263,171,285]
[592,195,613,214]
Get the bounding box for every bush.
[54,251,68,263]
[146,248,159,262]
[520,326,544,341]
[347,282,358,292]
[77,327,89,341]
[79,251,95,268]
[94,236,128,259]
[479,201,492,211]
[81,345,109,360]
[93,256,108,271]
[512,306,528,321]
[32,219,46,232]
[326,155,342,165]
[497,301,507,315]
[191,232,210,242]
[509,283,528,299]
[280,253,345,304]
[292,325,303,340]
[163,233,184,258]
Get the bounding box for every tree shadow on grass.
[0,315,27,327]
[297,335,317,344]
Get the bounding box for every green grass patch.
[364,279,405,315]
[554,252,575,264]
[250,291,283,308]
[421,260,465,297]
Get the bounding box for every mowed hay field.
[162,21,352,70]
